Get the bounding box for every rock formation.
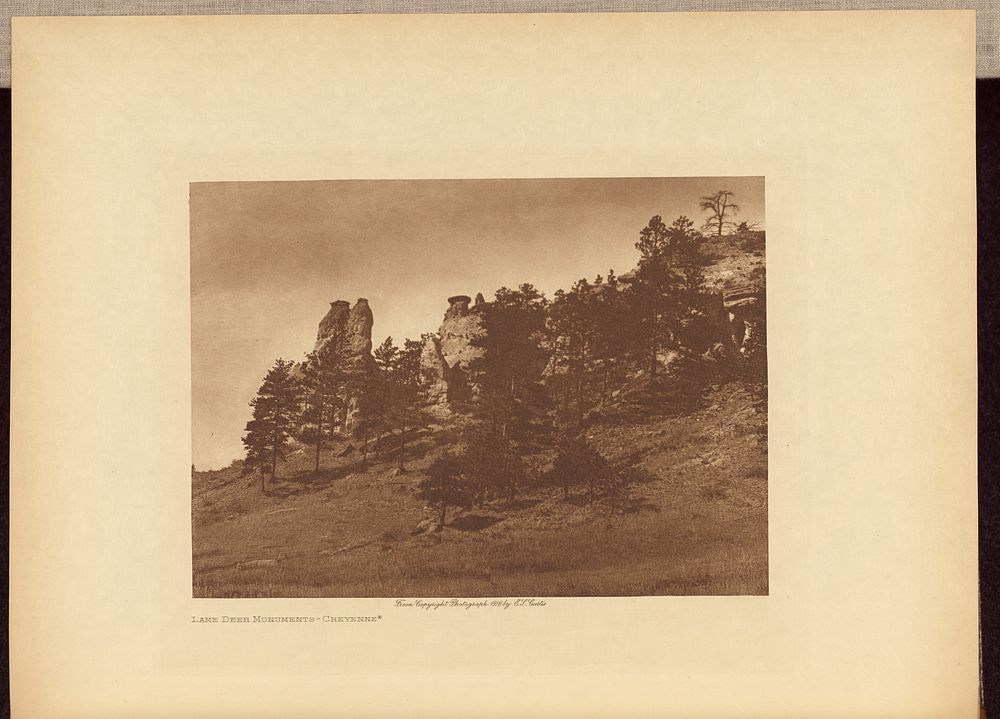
[720,285,765,355]
[421,294,488,413]
[439,295,487,369]
[297,273,761,430]
[315,300,350,352]
[303,294,490,424]
[420,334,451,411]
[315,298,373,360]
[308,298,375,427]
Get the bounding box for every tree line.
[414,209,729,523]
[239,191,765,523]
[241,332,432,491]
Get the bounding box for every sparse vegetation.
[197,191,767,597]
[194,380,766,597]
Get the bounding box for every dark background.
[0,79,997,717]
[978,77,998,717]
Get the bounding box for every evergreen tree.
[667,216,715,353]
[467,284,549,500]
[591,269,630,406]
[628,215,680,376]
[604,464,641,516]
[667,215,703,292]
[371,336,429,472]
[625,214,715,374]
[548,278,597,428]
[550,434,612,502]
[470,284,549,441]
[241,418,271,492]
[352,371,380,463]
[299,332,349,474]
[460,419,528,505]
[242,358,301,489]
[391,338,428,472]
[416,450,474,529]
[635,214,672,264]
[371,337,400,459]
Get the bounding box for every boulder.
[411,517,442,535]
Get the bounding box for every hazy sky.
[191,177,764,469]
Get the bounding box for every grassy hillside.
[193,378,767,598]
[194,228,768,598]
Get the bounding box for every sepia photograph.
[191,177,767,598]
[10,10,981,718]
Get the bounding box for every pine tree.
[391,338,428,472]
[667,216,703,291]
[550,434,611,502]
[416,450,473,529]
[467,284,549,500]
[370,336,429,472]
[460,419,528,505]
[625,214,713,375]
[628,216,679,376]
[352,373,379,463]
[667,216,715,353]
[604,464,641,516]
[548,278,596,428]
[592,269,630,406]
[241,417,271,492]
[242,358,301,490]
[371,337,399,459]
[299,332,349,474]
[635,214,671,264]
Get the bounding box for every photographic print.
[191,177,767,597]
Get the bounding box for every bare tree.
[699,190,740,237]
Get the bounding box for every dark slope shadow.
[491,497,542,512]
[267,465,358,498]
[449,514,505,531]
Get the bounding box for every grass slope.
[193,380,767,598]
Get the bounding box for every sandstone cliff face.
[420,294,488,413]
[703,285,765,356]
[614,268,765,359]
[315,300,350,352]
[439,295,486,370]
[310,298,375,427]
[700,233,766,356]
[315,298,373,360]
[420,335,451,411]
[723,286,765,355]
